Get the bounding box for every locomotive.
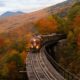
[29,33,66,53]
[30,35,42,52]
[29,33,57,52]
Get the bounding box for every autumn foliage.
[55,2,80,78]
[0,1,80,79]
[0,33,28,80]
[72,15,80,48]
[35,16,58,34]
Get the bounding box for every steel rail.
[30,52,53,80]
[39,49,58,80]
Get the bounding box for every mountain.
[0,0,77,34]
[1,11,24,17]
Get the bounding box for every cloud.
[0,1,5,7]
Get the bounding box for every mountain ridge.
[1,11,24,17]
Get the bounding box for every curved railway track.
[26,34,66,80]
[29,53,57,80]
[26,34,79,80]
[26,48,64,80]
[38,50,57,80]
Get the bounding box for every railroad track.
[30,52,56,80]
[38,49,57,80]
[26,48,64,80]
[26,53,37,80]
[27,52,48,80]
[27,33,79,80]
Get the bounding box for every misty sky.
[0,0,66,15]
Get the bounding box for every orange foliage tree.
[35,16,58,34]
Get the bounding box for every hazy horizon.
[0,0,66,15]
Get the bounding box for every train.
[30,35,42,52]
[29,33,66,53]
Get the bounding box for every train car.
[30,36,42,53]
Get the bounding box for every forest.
[35,2,80,78]
[0,1,80,79]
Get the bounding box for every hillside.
[0,0,75,34]
[0,0,80,80]
[54,2,80,78]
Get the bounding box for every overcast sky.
[0,0,66,15]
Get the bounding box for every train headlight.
[36,45,39,49]
[31,45,33,48]
[33,39,36,42]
